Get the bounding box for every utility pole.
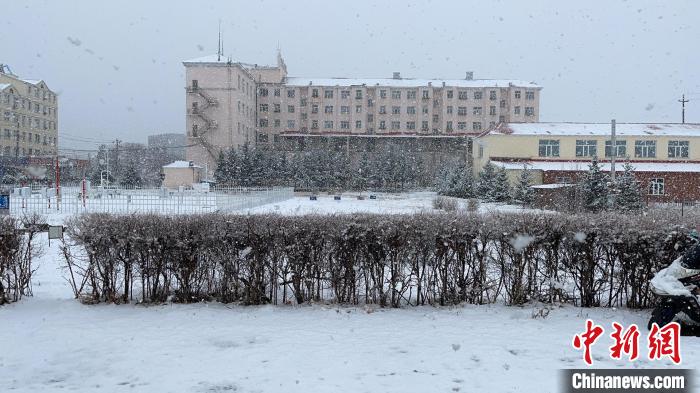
[114,139,121,179]
[679,94,689,124]
[610,119,616,183]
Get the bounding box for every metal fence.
[6,184,294,216]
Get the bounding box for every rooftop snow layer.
[0,83,11,90]
[488,122,700,137]
[492,160,700,173]
[284,77,540,88]
[163,160,201,169]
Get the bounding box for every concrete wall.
[163,166,202,188]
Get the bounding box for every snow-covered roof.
[0,83,11,91]
[22,79,42,85]
[163,160,202,169]
[284,77,540,89]
[492,160,700,173]
[182,54,233,64]
[486,122,700,137]
[531,183,576,189]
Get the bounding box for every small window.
[258,87,268,96]
[287,90,295,98]
[472,107,482,115]
[514,90,521,99]
[380,90,387,99]
[422,90,429,99]
[489,91,497,100]
[649,178,665,195]
[605,140,626,157]
[407,106,416,114]
[524,107,534,117]
[446,90,453,98]
[525,91,535,100]
[341,106,350,114]
[446,121,453,131]
[355,120,362,129]
[192,79,198,89]
[472,122,482,131]
[538,139,560,157]
[458,107,467,116]
[406,121,416,130]
[635,140,656,158]
[473,91,483,100]
[391,90,401,99]
[489,106,496,115]
[324,105,333,114]
[287,105,295,113]
[324,90,334,99]
[312,89,319,98]
[311,104,319,114]
[341,90,350,99]
[575,140,597,157]
[392,106,401,114]
[324,120,334,129]
[356,90,363,99]
[458,91,468,100]
[668,140,689,158]
[407,90,416,99]
[391,121,400,130]
[341,121,350,129]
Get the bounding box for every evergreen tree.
[512,164,535,205]
[435,161,474,198]
[120,165,142,187]
[213,150,229,184]
[490,166,512,202]
[580,157,610,212]
[476,161,498,200]
[613,162,644,211]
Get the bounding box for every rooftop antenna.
[217,20,222,61]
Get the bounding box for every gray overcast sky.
[2,0,698,152]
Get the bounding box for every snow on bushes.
[61,212,698,308]
[0,215,43,305]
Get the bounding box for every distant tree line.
[214,143,429,191]
[436,158,645,212]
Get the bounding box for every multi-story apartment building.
[0,64,58,158]
[183,52,541,173]
[474,122,700,202]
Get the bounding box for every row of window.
[2,95,57,118]
[258,103,535,118]
[0,145,55,157]
[538,139,690,158]
[2,129,56,145]
[259,87,536,101]
[2,111,57,131]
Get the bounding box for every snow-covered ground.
[249,191,542,215]
[1,196,697,393]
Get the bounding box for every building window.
[432,114,439,123]
[324,105,334,114]
[312,89,319,98]
[575,140,597,157]
[367,114,373,122]
[473,91,483,100]
[406,121,416,130]
[274,89,280,97]
[341,121,350,129]
[379,120,386,130]
[324,90,333,99]
[259,119,268,127]
[288,105,295,113]
[274,119,281,127]
[472,122,482,131]
[367,98,374,107]
[489,91,497,100]
[446,121,453,131]
[273,104,281,113]
[392,106,401,114]
[380,90,387,99]
[421,121,428,131]
[258,88,268,96]
[324,120,334,129]
[489,106,496,115]
[355,90,363,99]
[407,90,417,99]
[391,90,401,99]
[301,113,308,120]
[287,89,295,98]
[379,106,386,114]
[287,120,295,129]
[407,106,416,114]
[514,90,521,99]
[341,106,350,114]
[500,99,506,109]
[635,140,656,158]
[422,106,428,114]
[472,107,482,115]
[356,120,362,129]
[604,140,626,157]
[457,122,467,130]
[391,121,400,130]
[447,90,453,98]
[458,107,467,116]
[355,105,362,113]
[447,106,453,114]
[311,120,318,129]
[260,104,269,112]
[458,91,468,100]
[524,107,534,117]
[668,140,689,158]
[525,91,535,100]
[341,90,350,99]
[258,133,269,143]
[422,90,429,99]
[513,106,521,115]
[649,178,665,195]
[300,98,307,106]
[538,139,560,157]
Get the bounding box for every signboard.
[48,225,63,240]
[0,194,9,215]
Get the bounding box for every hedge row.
[0,215,42,305]
[61,212,697,308]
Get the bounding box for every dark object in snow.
[309,195,318,201]
[369,195,377,200]
[680,244,700,270]
[334,195,341,201]
[357,195,365,200]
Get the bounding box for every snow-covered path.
[1,207,697,393]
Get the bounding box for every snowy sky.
[2,0,698,152]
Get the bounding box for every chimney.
[465,71,474,80]
[392,72,401,80]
